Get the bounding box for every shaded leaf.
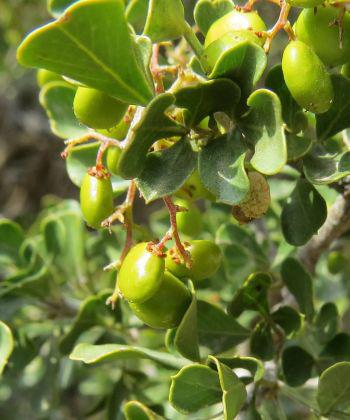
[118,94,187,179]
[315,302,338,344]
[18,0,154,105]
[136,138,196,203]
[169,364,221,413]
[0,219,25,266]
[282,346,314,387]
[250,321,274,361]
[317,75,350,140]
[240,89,287,175]
[198,132,249,205]
[281,179,327,246]
[320,333,350,365]
[174,78,240,127]
[271,306,301,336]
[126,0,149,34]
[286,133,312,162]
[213,356,264,384]
[124,400,163,420]
[281,258,314,320]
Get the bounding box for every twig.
[299,184,350,273]
[263,1,292,52]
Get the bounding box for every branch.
[299,185,350,273]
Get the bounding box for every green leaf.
[70,343,187,369]
[228,272,272,318]
[118,93,187,179]
[265,64,303,132]
[250,321,274,361]
[320,333,350,365]
[198,132,249,205]
[173,292,200,362]
[212,356,264,384]
[271,306,301,336]
[47,0,78,17]
[209,356,247,420]
[126,0,149,34]
[286,133,312,162]
[197,300,250,354]
[0,321,14,376]
[317,362,350,415]
[0,219,25,266]
[107,378,129,420]
[303,145,350,185]
[281,258,314,320]
[281,179,327,246]
[206,41,267,103]
[136,138,196,203]
[169,364,221,413]
[143,0,186,42]
[317,75,350,140]
[174,78,240,127]
[17,0,154,105]
[315,302,338,344]
[66,142,130,194]
[39,81,86,139]
[124,400,163,420]
[194,0,234,35]
[59,292,120,355]
[282,346,314,387]
[240,89,287,175]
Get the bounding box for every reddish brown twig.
[263,2,292,52]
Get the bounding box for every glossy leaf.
[124,400,162,420]
[174,78,240,127]
[0,321,14,376]
[39,81,86,139]
[213,356,264,384]
[118,93,187,179]
[317,362,350,415]
[18,0,154,105]
[173,293,200,362]
[198,132,249,205]
[317,75,350,140]
[240,89,287,175]
[197,300,250,354]
[282,346,314,387]
[209,356,247,420]
[136,138,196,203]
[143,0,186,42]
[70,343,187,369]
[66,142,130,194]
[281,258,314,320]
[281,179,327,246]
[228,272,272,318]
[303,145,350,185]
[194,0,234,35]
[169,364,221,413]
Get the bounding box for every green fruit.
[174,198,202,237]
[80,171,114,229]
[37,69,62,87]
[73,87,128,129]
[165,240,222,282]
[176,170,215,201]
[118,243,165,303]
[286,0,323,8]
[342,62,350,78]
[327,251,348,274]
[107,147,122,176]
[205,10,266,47]
[129,271,191,329]
[204,30,262,71]
[98,117,130,140]
[282,41,334,113]
[295,7,350,67]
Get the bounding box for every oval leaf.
[0,321,14,376]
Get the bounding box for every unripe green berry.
[174,198,203,237]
